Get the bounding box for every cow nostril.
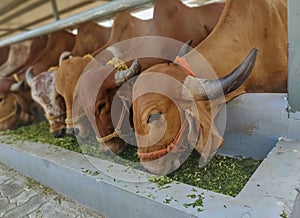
[73,128,80,135]
[52,128,66,138]
[66,127,75,136]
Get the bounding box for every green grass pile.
[1,121,261,196]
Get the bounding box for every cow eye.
[98,102,106,112]
[147,113,161,124]
[0,98,3,103]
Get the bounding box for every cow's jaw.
[141,152,182,176]
[99,137,127,155]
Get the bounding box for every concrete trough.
[0,93,300,217]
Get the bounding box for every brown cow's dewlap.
[1,121,261,197]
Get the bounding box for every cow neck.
[138,56,195,160]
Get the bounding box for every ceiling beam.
[0,0,155,47]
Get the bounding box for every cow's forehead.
[133,66,185,99]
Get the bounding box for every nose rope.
[44,112,66,122]
[65,112,86,126]
[0,103,17,124]
[96,104,127,143]
[106,57,128,71]
[13,74,20,82]
[137,56,195,160]
[47,66,59,72]
[96,57,131,144]
[137,119,188,160]
[83,54,95,60]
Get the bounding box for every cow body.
[131,0,287,175]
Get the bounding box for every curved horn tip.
[10,80,24,92]
[132,59,141,72]
[219,47,259,95]
[177,39,193,57]
[59,51,72,65]
[25,66,34,87]
[181,47,259,100]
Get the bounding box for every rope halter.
[96,58,133,144]
[96,103,128,143]
[137,56,196,160]
[44,112,66,122]
[0,103,17,124]
[106,57,128,70]
[65,112,86,127]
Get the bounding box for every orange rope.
[174,56,195,77]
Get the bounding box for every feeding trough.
[0,92,299,217]
[0,0,300,217]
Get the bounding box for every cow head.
[55,56,92,138]
[26,67,66,137]
[77,59,141,155]
[0,77,34,130]
[131,48,258,175]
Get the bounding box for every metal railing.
[0,0,155,47]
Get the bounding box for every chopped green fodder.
[1,121,262,196]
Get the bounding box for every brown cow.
[0,30,75,130]
[74,0,225,155]
[130,0,287,175]
[53,21,113,136]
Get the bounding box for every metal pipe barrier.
[0,0,155,48]
[51,0,60,21]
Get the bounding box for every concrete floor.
[0,163,105,218]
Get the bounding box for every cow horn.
[10,80,24,92]
[59,51,72,65]
[114,59,141,86]
[177,40,193,57]
[25,66,34,87]
[182,48,258,100]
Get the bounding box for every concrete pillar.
[288,0,300,119]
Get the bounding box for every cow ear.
[10,80,24,92]
[25,66,34,88]
[177,40,193,57]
